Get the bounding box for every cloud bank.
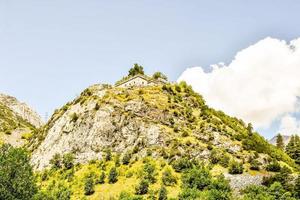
[178,37,300,135]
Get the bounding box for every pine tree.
[108,167,118,184]
[276,134,284,150]
[286,135,296,159]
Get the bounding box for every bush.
[178,188,201,200]
[172,157,193,172]
[162,168,177,186]
[122,152,132,165]
[84,177,95,196]
[108,167,118,184]
[266,160,281,172]
[105,149,112,161]
[62,153,75,169]
[71,113,78,122]
[228,160,243,174]
[50,153,62,169]
[158,186,168,200]
[96,171,106,184]
[135,179,149,195]
[143,163,157,184]
[182,167,211,190]
[250,159,261,171]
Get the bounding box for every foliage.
[153,72,168,81]
[96,171,106,184]
[0,144,38,200]
[276,134,285,150]
[182,167,211,190]
[128,64,145,76]
[84,177,95,195]
[171,157,193,172]
[158,186,168,200]
[135,179,149,195]
[162,167,177,186]
[286,135,300,164]
[50,153,62,169]
[228,160,244,174]
[108,166,118,184]
[62,153,75,169]
[266,160,281,172]
[250,159,261,171]
[122,151,132,165]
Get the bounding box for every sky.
[0,0,300,138]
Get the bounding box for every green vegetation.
[0,144,38,200]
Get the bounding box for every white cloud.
[178,37,300,130]
[279,115,300,135]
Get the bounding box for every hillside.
[27,82,299,199]
[0,93,43,146]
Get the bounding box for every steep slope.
[30,83,296,171]
[0,93,43,146]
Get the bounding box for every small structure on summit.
[115,64,168,88]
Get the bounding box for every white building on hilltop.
[115,74,167,88]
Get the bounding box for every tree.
[182,167,211,190]
[84,177,95,195]
[142,163,157,184]
[152,72,168,81]
[108,167,118,184]
[128,64,144,76]
[0,144,38,200]
[276,134,284,150]
[62,153,75,169]
[294,175,300,199]
[158,186,168,200]
[135,179,149,195]
[247,123,253,135]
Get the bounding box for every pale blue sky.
[0,1,300,137]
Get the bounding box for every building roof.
[115,74,150,86]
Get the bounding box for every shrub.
[172,157,193,172]
[108,167,118,184]
[122,152,132,165]
[135,179,149,195]
[158,186,168,200]
[62,153,75,169]
[228,160,243,174]
[84,177,95,196]
[249,159,261,171]
[71,113,78,122]
[143,163,157,184]
[96,171,105,184]
[178,188,201,200]
[50,153,62,169]
[162,168,177,186]
[266,160,281,172]
[105,149,112,161]
[182,167,211,190]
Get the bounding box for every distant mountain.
[0,93,43,146]
[269,135,291,146]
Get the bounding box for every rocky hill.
[24,82,300,199]
[0,93,43,146]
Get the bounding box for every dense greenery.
[286,135,300,164]
[0,144,37,200]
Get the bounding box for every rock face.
[0,93,43,128]
[30,83,292,171]
[225,174,265,191]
